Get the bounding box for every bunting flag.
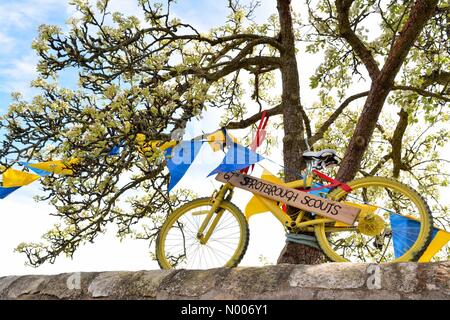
[307,183,331,198]
[108,142,124,156]
[0,186,20,199]
[135,134,178,156]
[165,140,204,192]
[25,159,80,176]
[207,143,264,177]
[419,229,450,262]
[2,168,40,188]
[390,213,450,261]
[206,130,239,152]
[245,169,284,219]
[109,145,121,156]
[20,162,52,177]
[155,140,178,152]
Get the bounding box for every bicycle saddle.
[302,149,339,169]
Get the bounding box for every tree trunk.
[277,242,325,264]
[336,0,439,182]
[336,80,393,182]
[276,0,325,265]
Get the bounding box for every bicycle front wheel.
[315,177,433,263]
[156,197,249,269]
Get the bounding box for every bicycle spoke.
[161,203,243,269]
[324,181,427,263]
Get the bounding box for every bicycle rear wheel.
[156,197,249,269]
[314,177,433,263]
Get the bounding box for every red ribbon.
[312,169,353,193]
[241,110,269,174]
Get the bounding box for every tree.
[0,0,449,266]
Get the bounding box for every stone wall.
[1,262,449,300]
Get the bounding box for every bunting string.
[0,128,265,198]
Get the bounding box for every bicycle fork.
[195,183,234,245]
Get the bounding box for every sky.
[0,1,448,276]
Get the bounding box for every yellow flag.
[206,130,239,152]
[2,168,40,187]
[28,159,79,175]
[245,169,283,220]
[150,140,177,152]
[419,230,450,262]
[135,133,177,155]
[245,197,270,220]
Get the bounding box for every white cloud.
[0,0,71,101]
[0,0,67,30]
[1,54,37,79]
[0,54,39,98]
[0,31,15,52]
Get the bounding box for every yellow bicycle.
[156,149,433,269]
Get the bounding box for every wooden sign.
[216,172,360,225]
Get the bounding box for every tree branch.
[380,0,440,85]
[309,84,449,146]
[369,153,392,176]
[335,0,381,80]
[309,90,369,145]
[392,85,450,103]
[225,104,282,129]
[208,56,282,81]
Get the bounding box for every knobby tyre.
[156,197,249,269]
[314,177,433,263]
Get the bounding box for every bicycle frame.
[196,167,356,243]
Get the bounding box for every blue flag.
[165,140,204,192]
[0,186,20,199]
[390,213,438,258]
[109,145,121,156]
[308,182,331,198]
[108,140,125,156]
[19,162,52,177]
[208,143,264,176]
